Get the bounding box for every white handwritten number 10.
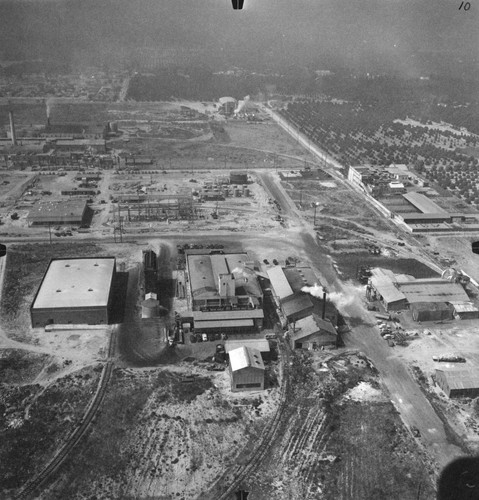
[459,1,470,9]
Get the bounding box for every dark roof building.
[290,314,337,349]
[27,200,88,226]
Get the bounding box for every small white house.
[229,346,265,393]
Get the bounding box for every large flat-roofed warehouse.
[186,251,263,333]
[31,257,116,326]
[27,200,88,226]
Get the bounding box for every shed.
[290,315,337,349]
[450,301,479,320]
[229,346,265,392]
[410,302,453,322]
[436,369,479,398]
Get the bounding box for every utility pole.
[313,201,320,226]
[48,222,52,245]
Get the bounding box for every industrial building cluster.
[348,163,479,233]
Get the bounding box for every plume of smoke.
[45,97,55,119]
[234,95,250,114]
[301,282,356,310]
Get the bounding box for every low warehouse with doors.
[31,257,116,327]
[436,369,479,398]
[229,346,265,392]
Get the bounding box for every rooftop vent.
[65,264,70,267]
[94,263,99,266]
[56,289,61,292]
[88,288,93,291]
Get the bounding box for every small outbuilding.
[436,369,479,398]
[229,346,265,392]
[450,301,479,320]
[290,315,337,350]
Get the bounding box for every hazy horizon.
[0,0,477,77]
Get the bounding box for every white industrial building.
[229,346,265,392]
[31,257,116,327]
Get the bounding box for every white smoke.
[231,266,250,281]
[234,95,250,115]
[45,97,55,119]
[301,283,355,310]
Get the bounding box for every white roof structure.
[267,266,293,300]
[32,258,115,309]
[229,346,265,372]
[225,338,270,354]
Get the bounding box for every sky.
[0,0,477,76]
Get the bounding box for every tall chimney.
[8,111,17,146]
[322,290,327,319]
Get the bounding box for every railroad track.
[16,329,117,500]
[214,341,291,500]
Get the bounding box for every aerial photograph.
[0,0,478,498]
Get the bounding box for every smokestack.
[322,290,327,319]
[45,99,51,127]
[8,111,17,146]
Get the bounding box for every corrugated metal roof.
[437,369,479,390]
[282,294,313,317]
[267,266,294,299]
[229,346,265,372]
[225,339,270,353]
[398,280,469,303]
[195,319,253,329]
[403,192,447,214]
[370,276,407,305]
[450,301,479,313]
[193,309,264,321]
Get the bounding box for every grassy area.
[0,365,101,494]
[0,350,51,384]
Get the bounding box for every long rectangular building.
[27,200,88,226]
[31,257,116,327]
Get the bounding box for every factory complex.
[348,164,479,233]
[185,250,264,333]
[30,257,116,327]
[367,267,475,316]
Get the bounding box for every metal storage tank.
[142,293,159,319]
[244,188,250,197]
[234,188,241,197]
[242,184,248,192]
[223,187,229,197]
